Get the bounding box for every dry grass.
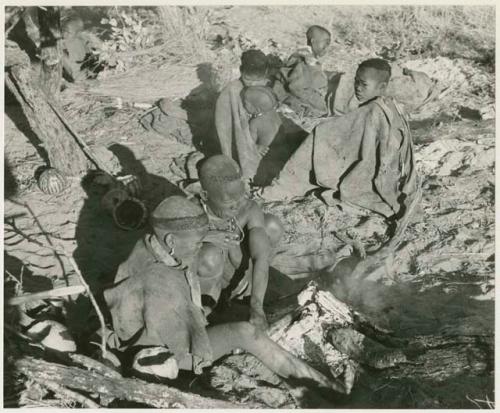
[151,5,495,67]
[156,6,214,63]
[329,6,494,64]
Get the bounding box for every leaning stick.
[66,255,108,359]
[7,285,86,306]
[21,202,108,359]
[46,99,115,176]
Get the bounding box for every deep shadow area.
[253,119,307,187]
[69,144,184,342]
[7,9,39,63]
[182,62,221,156]
[4,159,19,199]
[4,252,54,327]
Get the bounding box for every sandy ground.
[4,6,495,409]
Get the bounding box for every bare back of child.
[241,86,282,155]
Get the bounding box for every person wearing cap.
[214,49,270,183]
[103,195,346,394]
[103,195,212,377]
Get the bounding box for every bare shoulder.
[240,199,265,228]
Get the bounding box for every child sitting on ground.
[263,58,419,230]
[214,49,270,183]
[273,25,331,118]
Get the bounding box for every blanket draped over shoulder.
[103,235,213,374]
[265,97,419,219]
[214,79,261,180]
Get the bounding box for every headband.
[150,213,209,231]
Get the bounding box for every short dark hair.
[306,25,331,42]
[358,58,392,82]
[240,49,268,79]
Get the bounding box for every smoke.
[328,255,392,327]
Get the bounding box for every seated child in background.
[263,58,419,231]
[273,25,331,117]
[215,49,270,182]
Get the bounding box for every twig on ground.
[7,285,86,306]
[11,202,108,359]
[465,394,483,409]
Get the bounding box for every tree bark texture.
[5,42,89,176]
[14,356,248,408]
[37,6,63,100]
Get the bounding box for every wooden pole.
[7,285,86,306]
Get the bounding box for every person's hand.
[116,174,142,197]
[249,307,269,332]
[204,230,240,249]
[257,145,270,157]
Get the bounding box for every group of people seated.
[101,25,421,395]
[103,155,345,393]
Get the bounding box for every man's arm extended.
[246,202,271,331]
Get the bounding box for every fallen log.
[14,356,247,408]
[262,282,493,396]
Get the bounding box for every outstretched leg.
[206,321,346,394]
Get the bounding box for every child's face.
[206,180,247,220]
[310,36,330,58]
[354,67,388,103]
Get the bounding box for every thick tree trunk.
[37,6,63,100]
[5,42,89,176]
